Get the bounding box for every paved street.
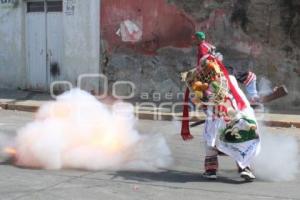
[0,109,300,200]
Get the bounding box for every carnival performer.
[181,33,260,181]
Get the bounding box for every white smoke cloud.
[252,76,299,181]
[258,76,273,96]
[13,89,172,171]
[253,131,299,181]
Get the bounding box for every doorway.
[26,0,63,91]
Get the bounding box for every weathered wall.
[101,0,194,53]
[101,0,300,111]
[62,0,100,92]
[101,0,196,101]
[170,0,300,110]
[0,2,26,89]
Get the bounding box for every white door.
[26,0,63,91]
[26,1,47,90]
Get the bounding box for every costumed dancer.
[181,32,260,181]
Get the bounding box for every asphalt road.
[0,109,299,200]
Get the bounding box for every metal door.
[26,1,47,90]
[26,0,63,91]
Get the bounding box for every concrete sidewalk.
[0,89,299,128]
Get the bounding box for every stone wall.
[101,0,300,111]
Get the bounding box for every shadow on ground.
[111,170,250,185]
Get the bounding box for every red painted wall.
[101,0,195,54]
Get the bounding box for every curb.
[0,102,39,112]
[134,111,300,128]
[262,120,300,128]
[1,101,299,128]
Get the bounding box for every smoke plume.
[13,89,172,170]
[253,131,299,181]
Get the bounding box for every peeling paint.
[101,0,195,54]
